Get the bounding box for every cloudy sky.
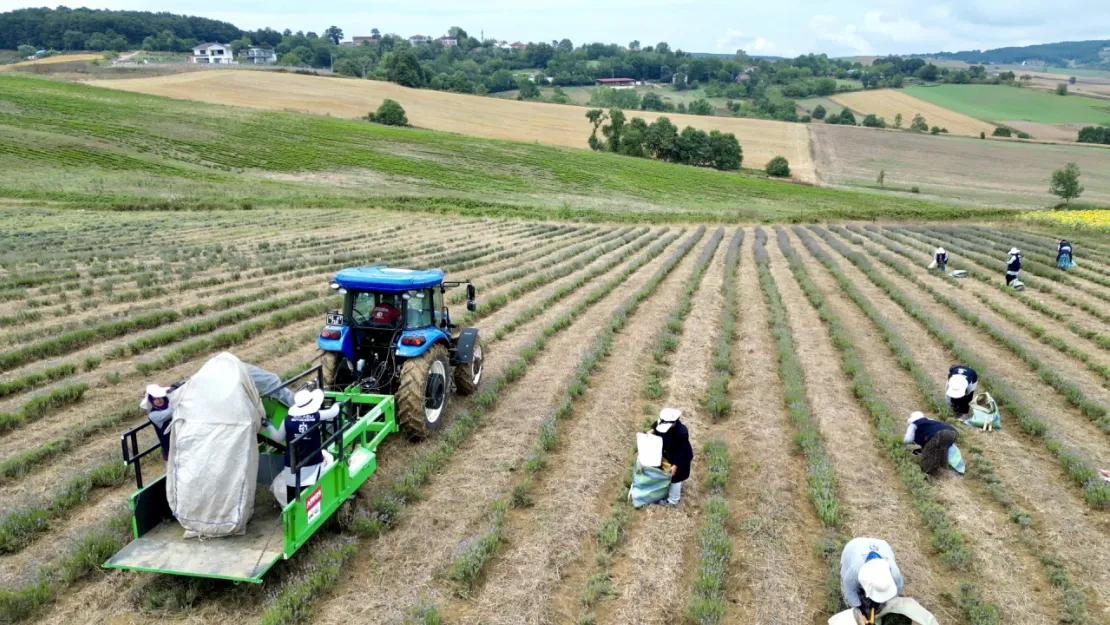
[3,1,1108,57]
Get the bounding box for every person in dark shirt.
[140,382,185,459]
[649,408,694,507]
[1006,248,1022,286]
[945,364,978,418]
[930,247,949,272]
[1057,240,1074,270]
[264,387,340,505]
[904,411,959,474]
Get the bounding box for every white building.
[408,34,432,46]
[437,36,458,47]
[241,47,277,64]
[191,43,236,64]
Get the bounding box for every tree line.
[584,108,742,171]
[920,40,1110,69]
[0,7,242,52]
[1077,126,1110,145]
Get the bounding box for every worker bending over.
[904,411,959,475]
[840,537,904,619]
[263,387,340,505]
[946,364,978,418]
[928,247,948,272]
[1057,240,1075,270]
[648,408,693,507]
[1005,247,1022,285]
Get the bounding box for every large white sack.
[166,352,262,538]
[636,432,663,468]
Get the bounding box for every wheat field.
[831,89,996,137]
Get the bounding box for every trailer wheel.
[453,337,483,396]
[397,344,450,438]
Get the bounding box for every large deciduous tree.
[1050,162,1083,205]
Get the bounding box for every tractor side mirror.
[356,359,366,373]
[466,284,476,301]
[466,301,477,312]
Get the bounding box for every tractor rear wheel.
[397,344,450,438]
[319,350,343,390]
[453,337,484,396]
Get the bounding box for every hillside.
[87,70,818,180]
[919,39,1110,67]
[0,73,984,221]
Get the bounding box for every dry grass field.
[831,89,996,137]
[0,54,101,71]
[810,124,1110,207]
[88,70,817,182]
[3,208,1110,625]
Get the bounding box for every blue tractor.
[317,267,484,437]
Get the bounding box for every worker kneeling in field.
[904,411,960,475]
[945,364,978,418]
[840,537,903,619]
[649,408,693,507]
[928,247,948,272]
[263,386,339,506]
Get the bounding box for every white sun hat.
[288,388,325,417]
[858,557,899,603]
[907,410,925,425]
[1009,247,1020,255]
[655,407,682,433]
[935,247,946,255]
[946,375,969,399]
[146,384,170,399]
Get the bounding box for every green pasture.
[905,84,1110,124]
[0,73,1010,222]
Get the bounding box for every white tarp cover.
[167,352,262,538]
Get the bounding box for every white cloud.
[715,28,745,51]
[809,15,873,55]
[861,12,931,42]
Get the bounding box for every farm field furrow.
[783,228,1058,624]
[761,237,955,621]
[418,228,710,625]
[304,232,696,625]
[721,229,828,623]
[599,232,728,625]
[802,227,1110,620]
[824,229,1110,472]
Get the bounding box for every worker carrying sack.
[964,392,1001,431]
[166,352,263,538]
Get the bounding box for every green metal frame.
[105,387,396,583]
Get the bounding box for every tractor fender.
[395,327,451,359]
[453,328,480,364]
[317,325,354,362]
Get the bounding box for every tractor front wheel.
[453,337,483,396]
[397,344,451,438]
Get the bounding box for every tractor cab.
[317,267,483,437]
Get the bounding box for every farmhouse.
[510,42,527,50]
[352,36,379,45]
[408,35,433,46]
[438,36,458,47]
[190,43,235,64]
[595,77,636,88]
[240,47,276,65]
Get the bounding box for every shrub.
[366,99,408,126]
[992,126,1012,137]
[1077,126,1110,144]
[812,104,827,120]
[765,156,791,177]
[641,91,667,111]
[799,114,812,123]
[930,126,941,135]
[862,114,886,128]
[980,131,985,139]
[909,113,929,132]
[516,78,540,100]
[1056,83,1068,96]
[688,99,714,116]
[1016,131,1030,139]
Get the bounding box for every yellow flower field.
[1020,209,1110,231]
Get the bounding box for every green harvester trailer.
[104,366,396,583]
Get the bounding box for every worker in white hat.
[647,408,693,506]
[945,364,978,418]
[929,247,948,272]
[140,382,182,459]
[1005,247,1022,286]
[840,537,904,619]
[263,385,341,505]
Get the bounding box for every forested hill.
[0,6,243,50]
[918,40,1110,67]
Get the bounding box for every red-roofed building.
[595,77,636,88]
[510,41,527,50]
